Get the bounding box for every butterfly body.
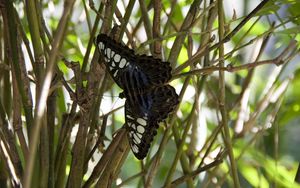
[96,34,178,160]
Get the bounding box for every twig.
[116,170,147,187]
[170,152,225,187]
[153,0,162,58]
[168,0,201,68]
[138,0,153,51]
[172,39,297,80]
[209,0,271,52]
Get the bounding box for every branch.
[172,40,298,80]
[170,155,224,187]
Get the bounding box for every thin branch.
[217,0,240,187]
[168,0,201,68]
[209,0,271,52]
[153,0,162,58]
[172,39,297,80]
[170,152,225,187]
[116,170,147,187]
[138,0,153,51]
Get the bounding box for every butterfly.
[96,34,179,159]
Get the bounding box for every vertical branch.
[168,0,201,67]
[0,100,22,186]
[67,111,90,187]
[1,46,11,118]
[24,0,76,187]
[54,110,76,187]
[46,91,56,188]
[84,50,106,173]
[102,0,118,34]
[81,2,103,71]
[164,94,196,187]
[138,0,153,51]
[217,0,240,188]
[25,0,45,84]
[119,0,136,39]
[3,0,34,138]
[66,61,89,188]
[153,0,161,58]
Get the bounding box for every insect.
[96,34,179,160]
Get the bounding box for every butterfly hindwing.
[124,85,179,159]
[146,85,179,121]
[125,102,159,160]
[122,85,179,119]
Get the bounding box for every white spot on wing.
[107,48,111,57]
[111,60,116,67]
[132,144,138,153]
[126,115,134,119]
[113,70,118,77]
[98,43,103,50]
[137,133,142,139]
[133,138,138,144]
[135,146,139,153]
[111,50,115,58]
[137,118,147,126]
[119,58,127,68]
[114,54,121,62]
[133,134,141,144]
[137,126,145,134]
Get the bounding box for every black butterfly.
[96,34,179,160]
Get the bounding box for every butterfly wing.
[137,55,172,86]
[145,85,179,121]
[125,102,159,160]
[96,34,134,88]
[125,85,179,160]
[96,34,172,89]
[96,34,179,160]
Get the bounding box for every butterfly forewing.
[96,34,172,89]
[137,55,172,86]
[96,34,134,87]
